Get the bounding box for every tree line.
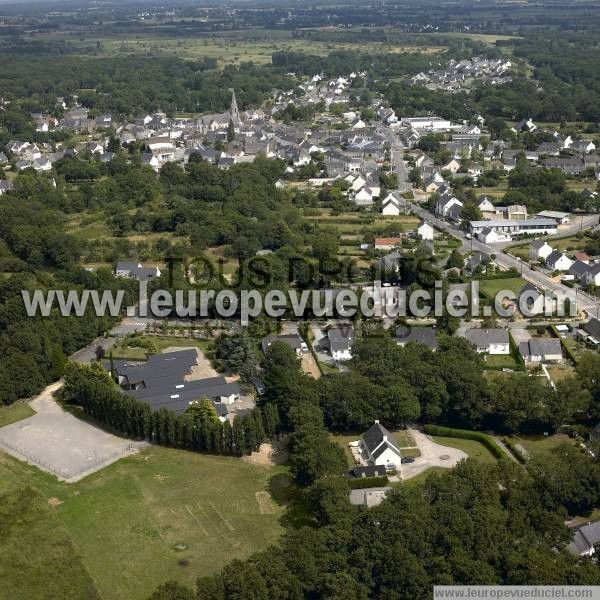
[62,362,280,457]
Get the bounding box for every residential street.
[408,200,600,318]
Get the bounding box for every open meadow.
[0,446,294,600]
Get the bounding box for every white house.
[436,195,463,218]
[354,187,374,207]
[545,251,573,272]
[381,193,402,216]
[417,222,434,241]
[442,158,461,173]
[464,328,510,355]
[581,264,600,287]
[529,240,553,262]
[327,326,353,361]
[115,261,161,281]
[568,521,600,557]
[537,210,570,224]
[477,195,495,214]
[518,339,563,363]
[362,421,402,470]
[478,227,510,244]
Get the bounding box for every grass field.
[111,335,214,361]
[0,446,293,600]
[507,434,576,459]
[484,354,519,370]
[26,30,445,66]
[430,436,498,464]
[479,277,527,298]
[0,401,35,428]
[546,364,576,383]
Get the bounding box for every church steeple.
[230,88,240,123]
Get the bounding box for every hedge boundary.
[423,425,504,460]
[348,475,390,489]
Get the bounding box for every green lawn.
[395,467,446,489]
[0,401,35,428]
[430,436,498,463]
[507,434,576,459]
[479,277,527,298]
[0,446,293,600]
[484,354,519,369]
[111,336,214,361]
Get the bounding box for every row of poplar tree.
[62,362,280,457]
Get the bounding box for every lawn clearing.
[484,354,519,370]
[0,401,35,428]
[479,277,527,298]
[110,335,214,361]
[0,446,292,600]
[546,364,576,384]
[507,434,576,458]
[429,436,498,463]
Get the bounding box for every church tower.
[230,89,241,125]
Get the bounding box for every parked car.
[401,456,415,464]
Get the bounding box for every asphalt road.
[408,200,600,318]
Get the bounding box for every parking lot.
[0,382,146,482]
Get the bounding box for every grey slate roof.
[327,326,353,353]
[584,318,600,339]
[395,326,438,350]
[567,521,600,555]
[465,328,509,347]
[105,350,234,417]
[569,260,590,278]
[545,250,564,265]
[362,421,401,457]
[346,465,387,479]
[530,239,549,250]
[519,338,562,358]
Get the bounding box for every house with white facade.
[417,222,434,241]
[436,194,463,218]
[545,251,573,272]
[519,338,563,363]
[464,328,510,355]
[529,240,553,262]
[327,326,353,361]
[381,193,402,216]
[362,421,402,470]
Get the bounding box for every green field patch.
[479,277,527,298]
[0,446,291,600]
[430,436,498,464]
[0,401,35,428]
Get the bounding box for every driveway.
[508,324,531,346]
[400,429,468,480]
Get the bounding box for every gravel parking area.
[400,429,468,480]
[0,382,146,483]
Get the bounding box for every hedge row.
[550,325,579,365]
[423,425,505,460]
[501,437,528,464]
[348,475,389,489]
